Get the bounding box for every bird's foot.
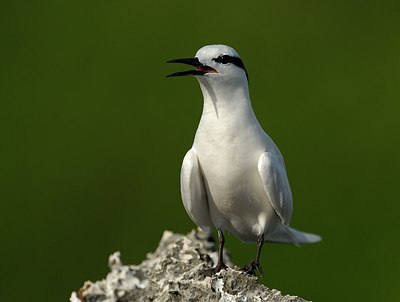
[201,262,227,277]
[241,260,263,277]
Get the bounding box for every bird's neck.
[197,78,254,120]
[194,78,264,152]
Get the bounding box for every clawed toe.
[201,262,227,277]
[241,260,263,276]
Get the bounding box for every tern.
[167,44,320,275]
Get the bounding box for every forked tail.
[266,225,321,245]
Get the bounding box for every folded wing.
[180,149,213,229]
[258,152,293,225]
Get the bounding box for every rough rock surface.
[70,230,309,302]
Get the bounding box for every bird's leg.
[202,229,227,276]
[242,233,264,276]
[215,230,228,271]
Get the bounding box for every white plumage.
[168,44,320,274]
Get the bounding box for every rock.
[70,230,309,302]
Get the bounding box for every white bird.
[167,44,320,275]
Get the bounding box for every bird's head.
[167,44,248,85]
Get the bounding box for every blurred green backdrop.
[1,1,399,301]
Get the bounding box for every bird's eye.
[212,55,232,64]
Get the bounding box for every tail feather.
[266,225,321,245]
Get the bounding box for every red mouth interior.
[196,65,218,73]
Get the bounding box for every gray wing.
[180,149,213,229]
[258,152,293,225]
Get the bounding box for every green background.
[1,1,399,301]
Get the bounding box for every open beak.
[166,57,217,77]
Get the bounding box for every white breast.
[192,107,281,242]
